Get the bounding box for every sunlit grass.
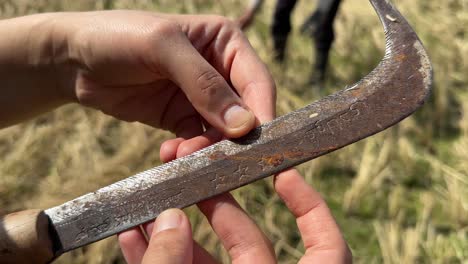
[0,0,467,263]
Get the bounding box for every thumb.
[142,209,193,264]
[158,31,255,138]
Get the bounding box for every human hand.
[119,169,352,263]
[58,11,275,139]
[120,131,351,263]
[1,11,274,137]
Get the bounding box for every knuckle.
[150,230,187,255]
[70,28,95,70]
[222,230,274,260]
[229,237,274,260]
[177,141,192,158]
[152,19,181,37]
[210,15,233,28]
[143,19,183,71]
[145,19,182,45]
[230,27,246,44]
[208,15,242,34]
[196,70,225,96]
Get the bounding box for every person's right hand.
[121,129,352,263]
[119,169,353,264]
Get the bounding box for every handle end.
[0,209,55,263]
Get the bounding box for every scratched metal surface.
[45,0,432,256]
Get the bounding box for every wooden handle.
[0,209,55,264]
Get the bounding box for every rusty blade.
[45,0,432,257]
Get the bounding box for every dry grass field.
[0,0,467,263]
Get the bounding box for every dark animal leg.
[301,0,342,86]
[271,0,298,62]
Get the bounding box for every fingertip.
[222,105,256,138]
[153,209,186,234]
[160,138,184,163]
[176,129,223,158]
[118,228,140,246]
[275,170,349,256]
[118,228,148,264]
[237,81,276,125]
[176,141,198,158]
[274,169,306,195]
[143,209,193,263]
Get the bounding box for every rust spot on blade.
[209,151,228,160]
[261,151,307,167]
[351,89,363,97]
[395,53,407,62]
[210,150,306,168]
[262,154,284,166]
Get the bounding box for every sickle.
[0,0,432,262]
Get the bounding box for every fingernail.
[155,209,182,233]
[223,105,254,130]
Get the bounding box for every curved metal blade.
[45,0,432,256]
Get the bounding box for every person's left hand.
[60,12,276,139]
[0,11,276,136]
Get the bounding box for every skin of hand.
[0,11,275,140]
[119,144,353,263]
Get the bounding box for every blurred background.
[0,0,466,263]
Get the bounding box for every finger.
[154,87,204,136]
[193,241,219,264]
[160,127,222,164]
[197,193,276,263]
[118,227,148,264]
[142,209,193,264]
[170,126,274,261]
[141,213,219,264]
[176,128,222,158]
[180,16,276,124]
[274,169,352,263]
[228,33,276,124]
[160,138,185,163]
[159,113,208,163]
[156,29,255,138]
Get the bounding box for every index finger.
[228,33,276,124]
[274,169,352,263]
[172,15,276,124]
